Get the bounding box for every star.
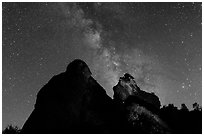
[199,67,201,71]
[2,2,201,129]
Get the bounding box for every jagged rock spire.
[113,73,161,109]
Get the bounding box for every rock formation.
[21,59,120,133]
[113,73,170,133]
[21,59,170,134]
[113,73,161,110]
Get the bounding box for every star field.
[2,2,202,129]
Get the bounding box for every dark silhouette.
[21,59,120,133]
[2,125,21,134]
[160,103,202,134]
[113,73,170,133]
[4,59,200,134]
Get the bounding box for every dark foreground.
[4,59,201,134]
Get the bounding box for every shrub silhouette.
[160,103,202,134]
[2,125,21,134]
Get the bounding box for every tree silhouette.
[2,125,21,134]
[160,103,202,134]
[180,103,189,112]
[193,102,201,111]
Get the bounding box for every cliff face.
[21,59,169,134]
[113,73,169,133]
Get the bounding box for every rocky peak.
[65,59,92,82]
[113,73,161,109]
[120,73,141,93]
[21,60,167,134]
[21,59,118,133]
[113,73,140,102]
[113,73,169,133]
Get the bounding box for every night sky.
[2,2,202,129]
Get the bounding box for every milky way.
[2,2,202,129]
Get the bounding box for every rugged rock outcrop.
[21,59,170,134]
[21,59,120,133]
[113,73,161,110]
[113,73,170,133]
